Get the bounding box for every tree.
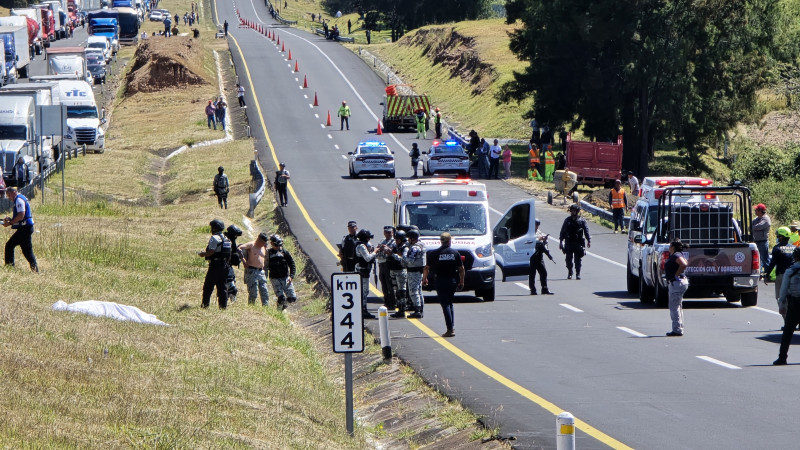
[500,0,780,176]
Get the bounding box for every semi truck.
[8,9,45,55]
[565,132,623,188]
[46,47,91,84]
[41,1,67,39]
[87,12,119,53]
[54,79,105,153]
[114,6,140,44]
[0,25,33,80]
[33,5,56,43]
[0,86,57,169]
[0,96,42,186]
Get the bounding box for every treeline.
[498,0,800,178]
[321,0,492,41]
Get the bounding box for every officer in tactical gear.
[376,226,397,310]
[223,224,244,303]
[529,219,555,295]
[213,167,229,209]
[267,234,297,310]
[403,229,426,318]
[338,220,358,272]
[354,229,378,319]
[559,203,591,280]
[198,219,232,308]
[387,230,410,318]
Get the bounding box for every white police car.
[422,140,470,177]
[348,141,395,178]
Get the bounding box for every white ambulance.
[393,178,538,301]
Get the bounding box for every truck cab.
[0,96,39,185]
[88,16,119,53]
[55,79,105,153]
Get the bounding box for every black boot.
[363,309,376,319]
[567,271,573,280]
[408,305,423,319]
[530,289,538,295]
[542,287,554,295]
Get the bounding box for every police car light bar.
[359,141,386,146]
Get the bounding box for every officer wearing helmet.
[213,167,229,209]
[267,234,297,310]
[402,228,426,318]
[198,219,232,308]
[529,219,555,295]
[275,163,290,207]
[765,226,796,305]
[559,203,591,280]
[773,246,800,365]
[354,228,378,319]
[386,230,409,318]
[376,226,397,310]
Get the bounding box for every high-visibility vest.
[792,232,800,247]
[529,149,540,167]
[544,151,555,167]
[611,188,626,209]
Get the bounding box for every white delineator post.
[378,306,391,359]
[557,412,575,450]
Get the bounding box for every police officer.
[376,226,396,310]
[403,229,426,318]
[267,234,297,310]
[354,229,378,319]
[410,143,421,178]
[339,221,358,272]
[765,227,796,309]
[774,247,800,365]
[529,219,555,295]
[3,186,38,272]
[198,219,231,309]
[223,224,244,303]
[213,166,229,209]
[388,230,409,318]
[559,203,591,280]
[433,107,442,139]
[423,232,464,337]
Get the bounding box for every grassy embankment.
[0,0,365,446]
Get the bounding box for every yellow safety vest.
[545,151,555,166]
[611,188,626,209]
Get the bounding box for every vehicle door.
[628,202,647,274]
[492,198,537,276]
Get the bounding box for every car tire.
[740,290,758,307]
[724,290,741,303]
[479,286,495,302]
[388,171,395,178]
[639,268,654,304]
[627,260,639,294]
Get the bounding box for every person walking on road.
[559,203,591,280]
[665,239,689,337]
[213,166,229,209]
[773,247,800,365]
[752,203,771,272]
[3,187,38,272]
[275,163,290,207]
[609,179,628,233]
[236,84,247,108]
[267,234,297,310]
[529,219,554,295]
[198,219,231,309]
[205,100,216,130]
[338,100,351,130]
[423,232,465,337]
[433,107,442,139]
[765,227,796,309]
[488,139,501,179]
[239,232,270,306]
[410,143,421,178]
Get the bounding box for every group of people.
[199,219,297,311]
[465,131,513,180]
[181,10,198,26]
[204,97,228,131]
[528,142,562,182]
[338,221,464,337]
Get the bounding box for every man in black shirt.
[423,232,465,337]
[559,203,591,280]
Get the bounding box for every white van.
[86,35,112,63]
[55,79,105,153]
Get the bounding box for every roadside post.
[377,305,391,359]
[331,273,364,436]
[557,412,575,450]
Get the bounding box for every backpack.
[214,174,229,194]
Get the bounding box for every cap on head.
[569,203,581,212]
[347,220,357,228]
[270,234,283,246]
[615,179,622,185]
[755,203,766,212]
[258,232,269,241]
[535,219,541,226]
[440,232,451,242]
[777,227,791,238]
[383,225,395,233]
[209,219,224,232]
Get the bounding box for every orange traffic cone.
[303,75,308,88]
[326,110,332,126]
[277,36,281,45]
[313,91,318,106]
[288,49,292,60]
[377,120,383,135]
[294,61,299,72]
[281,42,285,52]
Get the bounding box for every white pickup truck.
[628,184,760,307]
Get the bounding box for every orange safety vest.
[529,149,540,167]
[611,188,626,209]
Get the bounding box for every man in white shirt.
[488,139,502,179]
[628,171,639,196]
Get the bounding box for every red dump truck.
[565,133,623,188]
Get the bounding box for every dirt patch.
[583,188,637,210]
[125,36,208,96]
[739,110,800,148]
[400,28,497,96]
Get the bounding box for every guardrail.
[312,27,355,42]
[248,158,266,217]
[266,1,297,24]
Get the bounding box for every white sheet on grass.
[52,300,169,326]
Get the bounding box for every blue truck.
[86,12,119,53]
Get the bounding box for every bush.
[732,142,800,184]
[750,176,800,224]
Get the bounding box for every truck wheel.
[627,261,639,294]
[480,286,495,302]
[18,66,28,79]
[724,290,741,303]
[639,269,654,304]
[740,291,758,307]
[654,280,668,307]
[572,191,580,204]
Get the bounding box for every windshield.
[404,203,487,237]
[432,145,464,155]
[358,146,389,155]
[88,42,106,49]
[0,125,26,140]
[67,105,98,119]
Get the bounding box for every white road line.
[295,77,299,82]
[752,306,780,316]
[308,104,313,108]
[383,198,391,204]
[320,123,325,128]
[616,326,647,338]
[370,187,378,192]
[327,134,332,139]
[303,94,308,99]
[696,356,741,370]
[560,304,583,313]
[340,155,347,160]
[314,113,319,118]
[334,144,340,150]
[514,282,529,291]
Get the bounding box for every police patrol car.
[422,140,470,177]
[348,140,395,178]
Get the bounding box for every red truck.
[565,133,623,188]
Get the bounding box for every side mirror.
[494,227,509,245]
[633,235,644,244]
[347,151,353,155]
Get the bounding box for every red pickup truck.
[565,133,623,188]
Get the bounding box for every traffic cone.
[326,110,332,126]
[294,60,299,72]
[377,120,383,135]
[288,49,292,60]
[277,35,281,45]
[282,42,285,52]
[303,75,308,88]
[313,91,318,106]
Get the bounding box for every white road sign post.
[331,273,364,436]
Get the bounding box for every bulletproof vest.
[565,217,586,241]
[774,244,796,274]
[355,242,374,275]
[228,237,241,266]
[268,249,288,272]
[342,234,357,261]
[388,242,408,270]
[209,234,232,262]
[404,242,425,268]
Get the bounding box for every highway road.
[57,2,795,447]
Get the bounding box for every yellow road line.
[226,10,631,448]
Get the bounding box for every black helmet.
[535,219,541,226]
[407,229,420,240]
[395,230,407,241]
[209,219,224,232]
[225,224,242,238]
[218,166,224,173]
[270,234,283,246]
[356,229,373,242]
[569,203,581,212]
